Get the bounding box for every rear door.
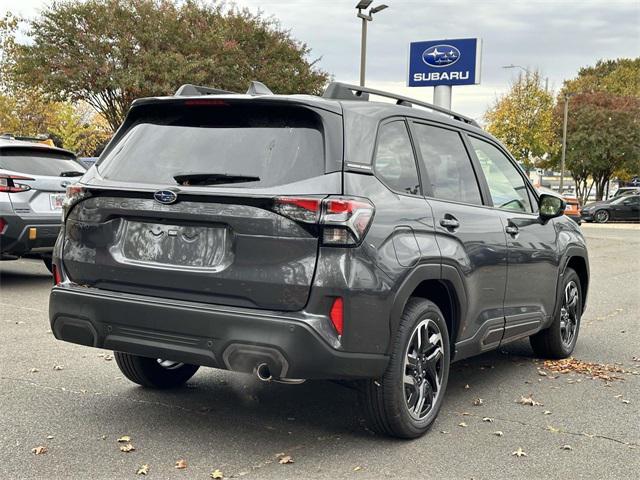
[467,135,560,342]
[62,100,343,311]
[410,121,508,355]
[0,148,85,216]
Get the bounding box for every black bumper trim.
[0,213,61,256]
[49,286,389,380]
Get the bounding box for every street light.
[559,93,575,194]
[356,1,388,86]
[502,64,549,92]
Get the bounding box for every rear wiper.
[59,171,84,177]
[173,173,260,186]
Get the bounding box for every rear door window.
[98,103,327,188]
[374,120,421,195]
[0,149,84,177]
[412,123,483,205]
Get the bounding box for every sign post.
[408,38,482,109]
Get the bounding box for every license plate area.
[50,193,66,210]
[110,219,233,272]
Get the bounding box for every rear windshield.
[98,103,326,188]
[0,149,84,177]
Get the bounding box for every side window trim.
[465,133,539,214]
[372,117,423,197]
[408,119,489,207]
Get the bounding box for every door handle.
[505,225,519,235]
[440,217,460,229]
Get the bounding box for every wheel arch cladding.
[566,256,589,310]
[410,280,459,354]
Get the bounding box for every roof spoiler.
[174,81,274,97]
[322,82,479,127]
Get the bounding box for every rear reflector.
[0,217,6,235]
[52,264,62,285]
[329,297,344,336]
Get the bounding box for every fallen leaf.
[440,430,449,434]
[117,435,131,443]
[621,399,630,404]
[538,370,548,376]
[493,431,504,436]
[175,459,187,469]
[31,446,48,455]
[46,435,54,440]
[30,368,39,373]
[543,410,552,415]
[517,395,543,406]
[120,443,135,453]
[458,422,468,428]
[543,357,625,382]
[278,455,294,464]
[482,417,494,423]
[473,398,483,406]
[53,365,64,371]
[353,466,362,472]
[512,447,527,457]
[461,412,471,416]
[104,354,113,361]
[464,384,470,389]
[546,425,560,433]
[210,469,224,479]
[136,465,149,475]
[560,445,573,451]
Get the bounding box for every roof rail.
[174,84,234,96]
[322,82,479,127]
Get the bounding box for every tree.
[550,58,640,202]
[485,71,556,173]
[558,93,640,203]
[563,58,640,98]
[8,0,329,132]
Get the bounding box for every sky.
[2,0,639,121]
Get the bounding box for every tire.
[361,298,450,438]
[114,352,199,389]
[530,268,582,359]
[42,256,53,274]
[594,209,610,223]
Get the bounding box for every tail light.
[52,264,62,286]
[0,174,33,193]
[62,184,89,220]
[329,297,344,336]
[274,196,374,246]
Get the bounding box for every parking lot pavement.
[1,225,638,480]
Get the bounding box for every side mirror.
[539,193,566,220]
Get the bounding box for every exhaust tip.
[256,363,272,382]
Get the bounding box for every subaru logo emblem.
[154,190,178,205]
[422,44,461,68]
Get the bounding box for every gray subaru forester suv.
[49,82,589,438]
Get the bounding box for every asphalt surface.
[1,224,638,479]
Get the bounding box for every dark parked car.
[0,139,85,271]
[581,195,640,223]
[49,82,589,438]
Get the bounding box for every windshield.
[98,103,326,188]
[0,149,84,177]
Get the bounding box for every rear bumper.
[49,286,389,380]
[0,213,60,256]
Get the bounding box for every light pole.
[559,93,574,194]
[502,64,549,92]
[356,1,388,87]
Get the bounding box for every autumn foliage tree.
[7,0,329,132]
[485,71,556,172]
[556,93,639,202]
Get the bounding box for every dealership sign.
[408,38,482,87]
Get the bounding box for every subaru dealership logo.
[422,45,461,68]
[154,190,177,205]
